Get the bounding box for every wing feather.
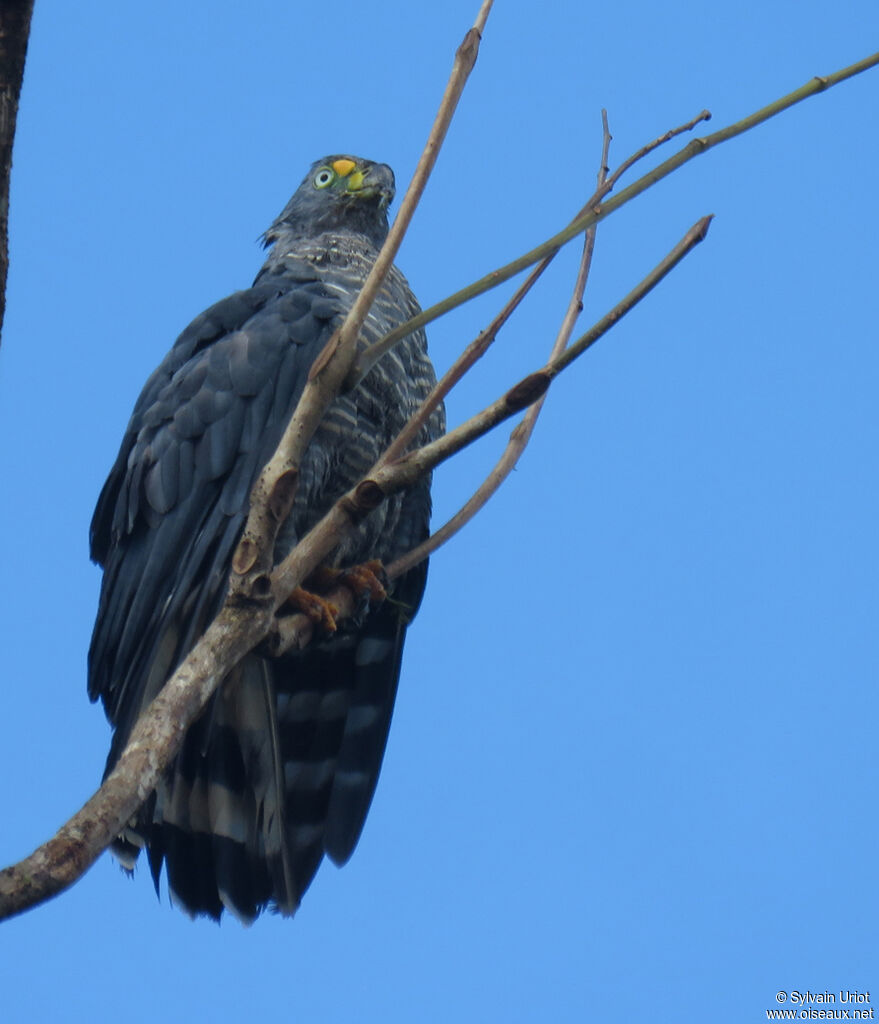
[90,233,444,920]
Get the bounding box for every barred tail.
[112,604,408,922]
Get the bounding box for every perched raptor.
[88,155,443,922]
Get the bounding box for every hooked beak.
[342,161,395,209]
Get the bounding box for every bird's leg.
[309,559,388,604]
[280,588,340,634]
[273,560,387,643]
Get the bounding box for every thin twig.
[275,216,713,600]
[604,108,711,191]
[389,111,613,577]
[221,216,714,650]
[229,0,494,599]
[381,258,549,466]
[350,107,705,388]
[371,105,702,470]
[352,52,878,383]
[413,218,712,472]
[550,217,713,377]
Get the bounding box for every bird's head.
[264,155,396,250]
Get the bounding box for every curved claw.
[339,559,388,602]
[282,587,339,634]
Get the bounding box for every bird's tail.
[111,606,406,922]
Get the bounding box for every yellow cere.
[347,170,365,191]
[332,158,356,177]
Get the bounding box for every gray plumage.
[88,155,443,921]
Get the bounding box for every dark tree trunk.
[0,0,35,343]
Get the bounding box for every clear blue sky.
[1,2,877,1022]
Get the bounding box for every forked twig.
[273,217,712,602]
[351,52,879,384]
[604,108,711,191]
[246,215,714,653]
[378,105,704,474]
[389,110,614,576]
[381,259,550,467]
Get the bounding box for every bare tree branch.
[603,107,711,192]
[351,51,879,382]
[389,110,613,576]
[379,217,715,517]
[0,40,874,921]
[381,260,550,468]
[248,217,714,644]
[378,102,704,477]
[229,0,494,601]
[0,210,709,922]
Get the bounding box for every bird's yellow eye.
[313,168,335,189]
